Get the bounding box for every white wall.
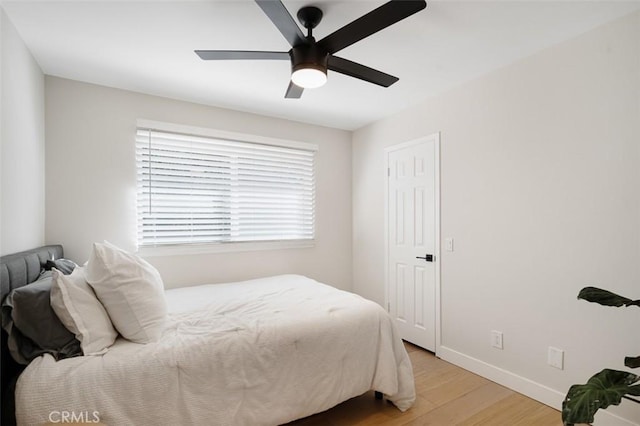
[353,11,639,425]
[45,77,352,291]
[0,8,45,255]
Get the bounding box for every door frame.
[384,132,441,355]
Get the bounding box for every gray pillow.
[1,276,82,364]
[44,258,78,275]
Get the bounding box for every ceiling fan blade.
[318,0,426,54]
[195,50,290,60]
[328,56,399,87]
[285,81,304,99]
[255,0,306,48]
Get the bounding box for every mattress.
[15,275,415,425]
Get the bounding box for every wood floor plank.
[287,342,562,425]
[365,397,439,426]
[417,368,489,407]
[403,382,513,425]
[458,392,563,426]
[408,347,450,372]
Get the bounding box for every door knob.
[416,254,434,262]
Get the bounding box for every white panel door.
[387,137,437,352]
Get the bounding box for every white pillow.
[50,267,118,355]
[85,241,167,343]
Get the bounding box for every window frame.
[135,119,318,256]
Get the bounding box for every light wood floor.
[288,342,562,426]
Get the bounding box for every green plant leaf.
[626,356,640,369]
[577,287,640,307]
[562,369,640,425]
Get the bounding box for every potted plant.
[562,287,640,425]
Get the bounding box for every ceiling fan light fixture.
[290,44,328,89]
[291,65,327,89]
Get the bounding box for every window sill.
[137,240,315,257]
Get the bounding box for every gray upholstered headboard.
[0,244,64,425]
[0,245,63,301]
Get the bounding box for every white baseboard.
[437,345,639,426]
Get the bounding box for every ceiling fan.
[195,0,427,98]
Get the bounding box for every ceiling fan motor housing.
[290,43,329,75]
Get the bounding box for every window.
[136,124,316,249]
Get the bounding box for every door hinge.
[387,167,390,177]
[387,301,390,312]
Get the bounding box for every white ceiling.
[3,1,640,130]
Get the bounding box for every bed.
[2,246,415,425]
[1,245,64,425]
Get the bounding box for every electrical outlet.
[491,330,503,350]
[548,347,564,370]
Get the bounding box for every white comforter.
[16,275,415,425]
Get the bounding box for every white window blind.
[136,128,315,248]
